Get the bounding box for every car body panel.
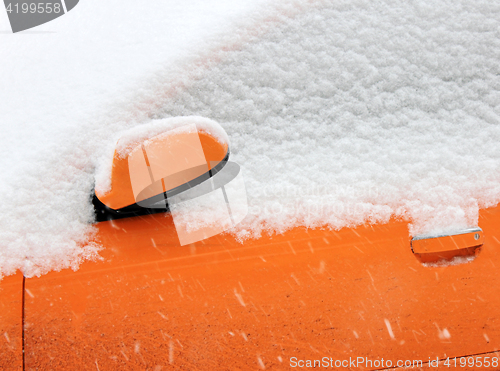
[0,271,23,370]
[10,205,500,369]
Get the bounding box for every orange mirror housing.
[95,130,229,211]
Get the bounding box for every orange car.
[2,127,499,371]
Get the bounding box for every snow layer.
[155,0,500,240]
[1,0,500,277]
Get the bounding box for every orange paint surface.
[20,205,500,370]
[0,271,23,371]
[412,230,485,265]
[412,229,484,254]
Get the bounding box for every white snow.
[157,0,500,240]
[422,254,477,268]
[1,0,499,278]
